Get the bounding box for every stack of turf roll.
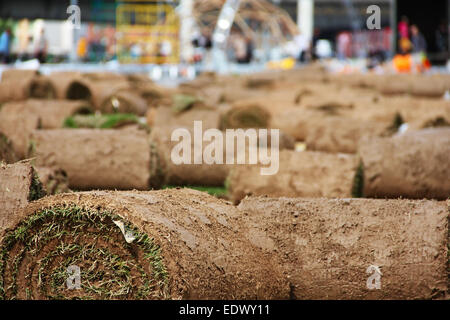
[358,128,450,199]
[30,127,163,190]
[227,150,359,203]
[237,196,449,299]
[0,189,287,300]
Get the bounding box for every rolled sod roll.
[30,128,162,190]
[150,125,292,187]
[34,166,70,195]
[0,161,45,230]
[82,72,126,82]
[47,72,92,100]
[1,69,39,82]
[28,76,56,99]
[359,128,450,200]
[147,104,220,130]
[24,99,92,129]
[126,73,153,84]
[409,78,447,98]
[305,117,390,154]
[375,75,411,96]
[100,90,148,116]
[271,109,326,141]
[135,82,171,108]
[0,76,55,103]
[0,102,41,159]
[237,197,449,299]
[220,102,271,130]
[150,126,230,187]
[0,132,18,164]
[88,80,130,110]
[227,150,358,203]
[0,189,288,300]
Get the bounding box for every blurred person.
[410,25,427,53]
[17,19,30,61]
[294,30,309,62]
[0,28,12,63]
[336,31,351,60]
[131,42,143,60]
[25,36,34,60]
[233,33,247,64]
[398,16,410,39]
[435,22,448,53]
[311,28,321,60]
[367,49,386,70]
[34,29,47,63]
[77,36,88,61]
[392,37,412,73]
[244,35,254,63]
[104,25,116,60]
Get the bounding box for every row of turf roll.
[0,182,448,299]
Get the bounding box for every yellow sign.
[116,1,180,64]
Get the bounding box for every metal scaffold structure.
[192,0,299,46]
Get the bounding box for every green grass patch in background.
[63,113,143,129]
[163,185,227,198]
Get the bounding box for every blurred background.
[0,0,448,79]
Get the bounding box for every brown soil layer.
[227,150,358,203]
[34,166,70,195]
[0,132,18,164]
[30,128,156,190]
[0,189,288,300]
[0,161,44,231]
[0,102,41,159]
[359,128,450,199]
[237,196,449,299]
